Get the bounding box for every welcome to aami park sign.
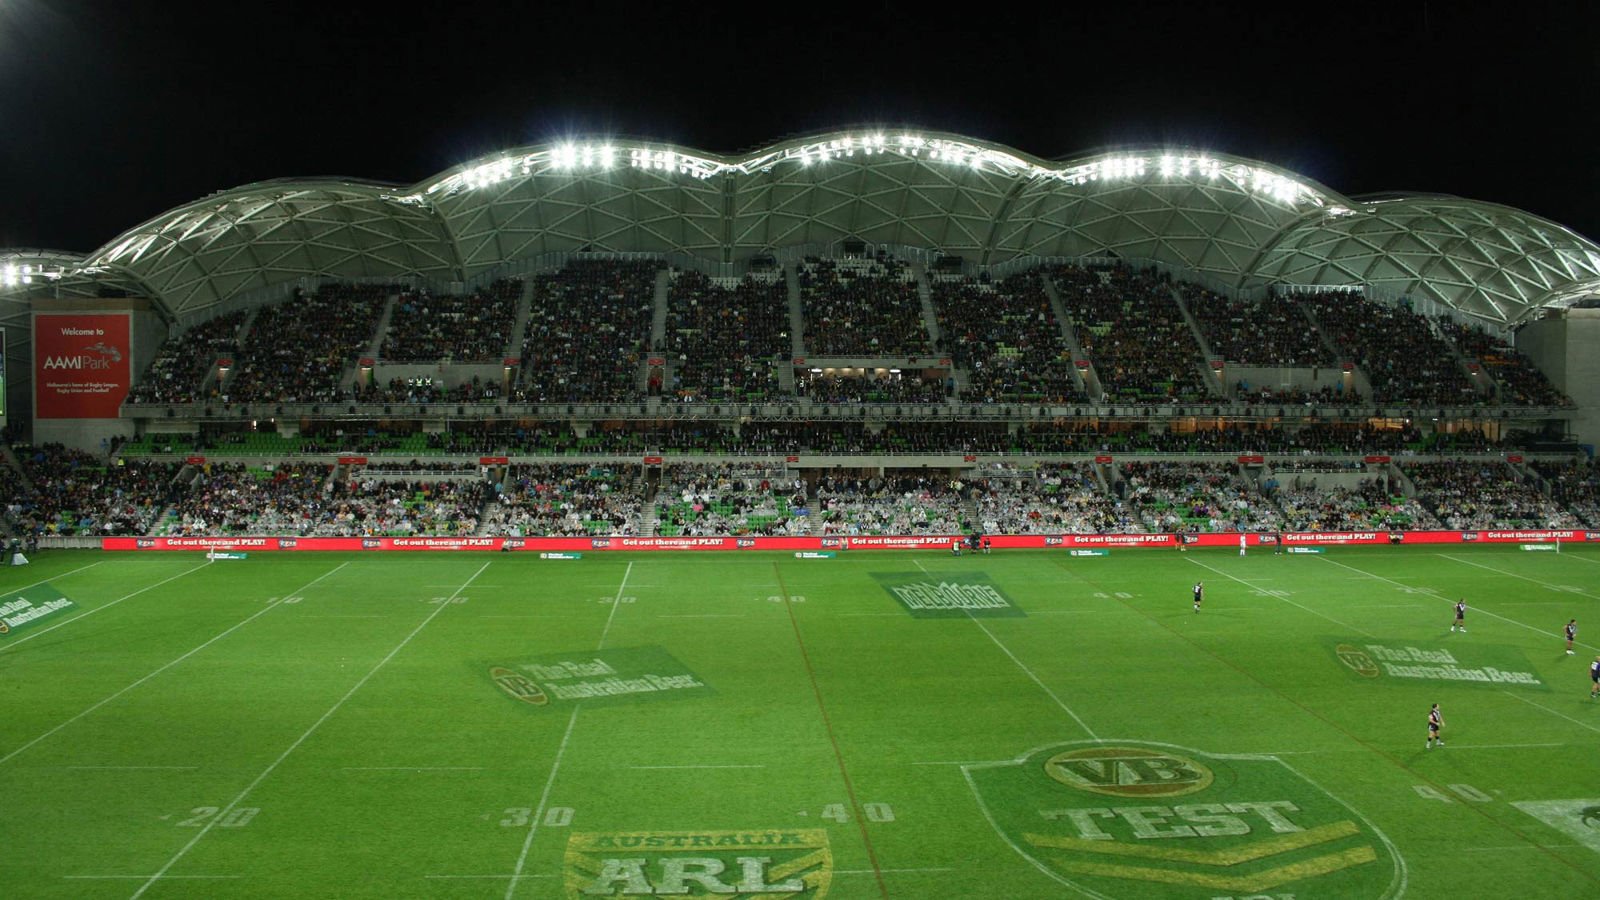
[0,583,77,637]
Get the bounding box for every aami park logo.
[965,741,1404,898]
[564,829,831,897]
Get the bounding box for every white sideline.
[129,560,489,899]
[0,561,212,654]
[0,562,350,768]
[6,560,104,592]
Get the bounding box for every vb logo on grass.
[564,829,831,897]
[965,741,1404,898]
[873,572,1025,619]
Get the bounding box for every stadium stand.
[932,274,1084,403]
[798,255,930,356]
[973,463,1136,534]
[1181,284,1335,368]
[379,279,522,362]
[1435,316,1571,406]
[1404,460,1581,529]
[815,472,968,535]
[664,270,788,401]
[518,260,661,402]
[1303,292,1480,407]
[482,464,647,536]
[127,310,249,404]
[654,463,808,536]
[1117,461,1283,533]
[222,284,390,403]
[1051,265,1210,402]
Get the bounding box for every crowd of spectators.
[1052,265,1210,402]
[481,464,647,536]
[814,472,966,535]
[664,271,788,401]
[223,284,390,403]
[1117,461,1281,532]
[355,376,503,404]
[1304,293,1481,407]
[1405,461,1580,529]
[794,370,948,403]
[128,310,248,404]
[519,260,661,402]
[1435,317,1570,407]
[654,464,808,536]
[380,280,522,362]
[798,255,930,356]
[1183,285,1333,367]
[1273,479,1433,531]
[973,463,1136,533]
[1534,460,1600,526]
[932,274,1084,403]
[9,445,178,536]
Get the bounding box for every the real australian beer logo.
[564,829,832,897]
[965,741,1404,898]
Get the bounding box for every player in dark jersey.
[1451,599,1466,633]
[1566,619,1577,655]
[1590,658,1599,699]
[1426,703,1444,748]
[1192,581,1203,614]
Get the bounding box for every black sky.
[2,0,1596,253]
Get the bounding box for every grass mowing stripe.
[914,559,1102,739]
[0,561,350,767]
[1185,556,1375,637]
[1439,553,1600,601]
[1319,556,1599,653]
[774,560,889,900]
[129,559,489,900]
[503,559,632,899]
[0,560,212,654]
[1049,555,1600,891]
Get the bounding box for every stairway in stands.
[785,266,806,358]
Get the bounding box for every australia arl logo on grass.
[873,572,1025,619]
[965,742,1404,898]
[564,829,831,897]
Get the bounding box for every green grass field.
[2,545,1598,899]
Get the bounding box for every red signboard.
[1364,455,1391,464]
[1075,359,1091,369]
[503,357,520,367]
[215,358,233,368]
[1237,455,1264,464]
[647,357,665,366]
[1210,359,1225,369]
[1094,455,1113,464]
[359,358,375,367]
[1507,455,1524,463]
[185,456,207,465]
[101,529,1600,554]
[785,455,800,463]
[643,456,664,464]
[480,456,510,465]
[33,313,132,418]
[963,455,977,462]
[338,456,368,465]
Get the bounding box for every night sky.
[2,0,1596,253]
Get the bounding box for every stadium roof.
[5,130,1600,329]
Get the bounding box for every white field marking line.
[478,614,578,618]
[1248,742,1569,756]
[1502,691,1600,736]
[655,613,747,618]
[1320,556,1600,653]
[503,559,633,898]
[916,559,1100,741]
[1439,553,1600,601]
[129,560,490,900]
[0,561,212,654]
[504,707,579,899]
[628,764,766,770]
[0,562,351,768]
[1559,552,1600,565]
[594,561,634,649]
[304,614,387,619]
[7,560,104,592]
[1185,557,1374,638]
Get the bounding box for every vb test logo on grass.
[873,572,1025,618]
[965,741,1404,898]
[564,830,832,897]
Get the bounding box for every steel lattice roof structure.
[6,130,1600,334]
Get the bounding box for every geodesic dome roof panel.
[78,182,460,319]
[7,130,1600,328]
[1248,198,1600,327]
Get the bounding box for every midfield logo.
[564,829,831,897]
[965,742,1403,898]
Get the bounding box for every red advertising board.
[33,313,132,418]
[101,529,1600,554]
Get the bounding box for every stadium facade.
[2,129,1599,447]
